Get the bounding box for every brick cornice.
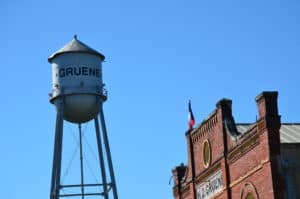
[191,112,218,144]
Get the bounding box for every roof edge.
[48,36,105,62]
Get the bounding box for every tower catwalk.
[48,36,118,199]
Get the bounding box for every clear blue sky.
[1,0,300,199]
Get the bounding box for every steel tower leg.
[50,99,64,199]
[94,117,109,199]
[99,104,118,199]
[78,124,85,199]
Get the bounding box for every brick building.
[172,91,300,199]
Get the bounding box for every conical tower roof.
[48,35,105,62]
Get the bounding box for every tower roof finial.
[48,35,105,62]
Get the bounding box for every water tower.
[48,36,118,199]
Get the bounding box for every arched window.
[245,193,255,199]
[240,182,259,199]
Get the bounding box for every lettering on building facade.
[196,170,223,199]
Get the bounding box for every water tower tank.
[48,36,106,123]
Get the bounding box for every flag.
[188,100,195,129]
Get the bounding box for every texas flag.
[188,100,195,129]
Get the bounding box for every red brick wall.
[231,165,274,199]
[172,91,285,199]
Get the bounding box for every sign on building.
[196,170,223,199]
